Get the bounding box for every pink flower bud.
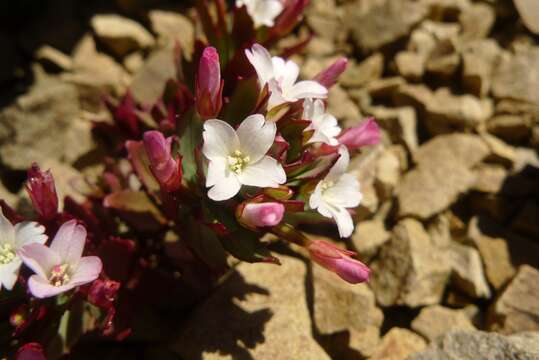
[338,118,381,150]
[143,131,182,192]
[307,239,370,284]
[196,47,224,119]
[16,343,46,360]
[314,57,348,89]
[88,279,120,309]
[270,0,310,38]
[240,202,285,227]
[26,163,58,221]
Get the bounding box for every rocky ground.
[1,0,539,359]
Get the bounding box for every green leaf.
[185,217,228,269]
[220,228,280,264]
[104,190,166,232]
[223,77,259,125]
[279,119,310,162]
[178,110,203,184]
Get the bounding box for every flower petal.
[327,146,350,180]
[0,259,22,291]
[249,0,284,27]
[206,157,228,187]
[245,44,274,84]
[237,114,276,161]
[50,220,86,267]
[202,119,240,161]
[18,243,60,280]
[14,222,47,248]
[0,210,15,246]
[28,275,74,298]
[285,80,327,101]
[208,172,242,201]
[239,156,286,188]
[327,205,355,238]
[71,256,102,286]
[280,60,300,90]
[323,174,362,208]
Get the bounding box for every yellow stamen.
[227,150,250,174]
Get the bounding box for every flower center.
[228,150,250,174]
[321,180,335,193]
[0,243,16,264]
[49,264,71,287]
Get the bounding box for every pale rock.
[393,83,433,113]
[340,53,384,88]
[533,126,539,150]
[327,85,361,126]
[410,330,539,360]
[312,265,383,357]
[148,10,194,58]
[301,56,340,80]
[91,14,155,57]
[412,305,476,341]
[480,133,517,166]
[366,106,418,154]
[461,39,501,97]
[459,3,495,41]
[395,51,425,80]
[472,164,507,194]
[123,52,144,74]
[425,41,460,78]
[514,0,539,35]
[427,213,451,248]
[305,38,336,57]
[489,265,539,334]
[367,77,406,98]
[370,219,451,307]
[131,47,177,105]
[351,220,390,262]
[487,115,531,143]
[447,242,491,299]
[35,45,73,72]
[370,328,427,360]
[374,147,401,199]
[170,255,330,359]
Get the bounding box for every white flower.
[202,114,287,201]
[237,0,284,28]
[245,44,327,109]
[303,98,341,146]
[309,146,362,238]
[0,210,47,291]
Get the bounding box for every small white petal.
[239,156,286,187]
[0,259,22,291]
[206,158,228,187]
[237,114,276,161]
[286,81,327,101]
[0,210,15,246]
[250,0,284,27]
[245,44,274,84]
[208,172,242,201]
[14,222,47,248]
[280,60,300,90]
[202,120,240,161]
[323,174,362,208]
[327,146,350,180]
[327,205,355,238]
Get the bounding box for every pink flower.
[15,343,46,360]
[307,239,370,284]
[270,0,310,38]
[314,57,348,89]
[143,131,182,192]
[338,118,381,150]
[195,47,224,119]
[19,220,102,299]
[240,202,285,227]
[26,163,58,221]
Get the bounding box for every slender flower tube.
[195,47,224,119]
[143,131,182,192]
[236,0,284,28]
[26,163,58,221]
[202,114,286,201]
[240,202,285,227]
[19,220,102,299]
[0,210,47,291]
[307,239,370,284]
[245,43,327,109]
[338,118,381,150]
[314,57,348,89]
[309,146,362,238]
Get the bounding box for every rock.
[533,126,539,150]
[312,265,383,357]
[370,219,451,307]
[91,14,155,57]
[472,164,507,194]
[411,305,476,341]
[396,134,489,219]
[351,220,390,262]
[374,147,402,199]
[393,83,433,113]
[148,10,194,58]
[425,41,460,78]
[367,77,406,99]
[427,213,452,248]
[461,39,501,97]
[489,265,539,334]
[487,115,531,143]
[340,53,384,88]
[35,45,73,72]
[481,133,517,166]
[447,242,491,299]
[514,0,539,35]
[492,47,539,104]
[370,328,427,360]
[0,77,94,170]
[306,0,342,42]
[511,201,539,239]
[395,51,425,80]
[459,3,496,41]
[130,48,177,105]
[409,330,539,360]
[347,0,427,52]
[170,255,330,359]
[366,106,418,154]
[123,52,144,74]
[327,85,361,126]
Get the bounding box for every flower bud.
[16,343,46,360]
[307,239,370,284]
[270,0,310,38]
[337,118,381,150]
[143,131,182,192]
[240,202,285,227]
[195,47,224,119]
[88,279,120,309]
[314,57,348,89]
[26,163,58,220]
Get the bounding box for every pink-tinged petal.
[70,256,102,286]
[50,220,86,267]
[245,44,274,84]
[338,118,381,150]
[326,205,355,238]
[314,57,348,89]
[27,275,74,299]
[196,47,223,118]
[241,202,285,227]
[14,222,47,248]
[18,244,60,280]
